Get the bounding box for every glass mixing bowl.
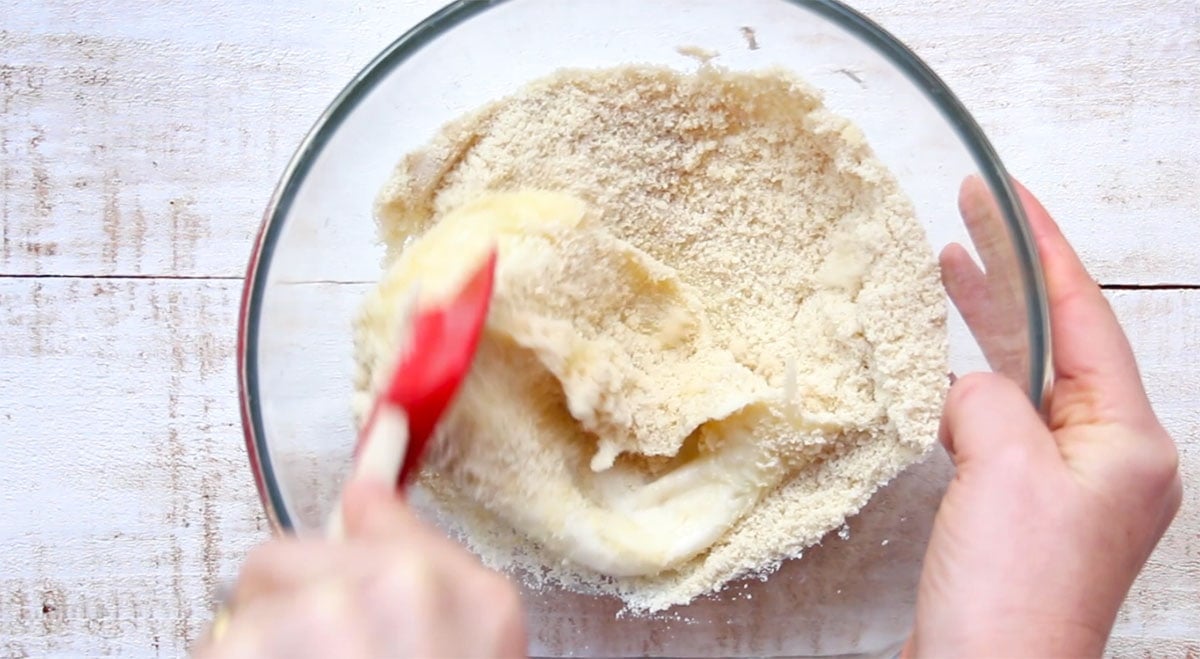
[237,1,1051,656]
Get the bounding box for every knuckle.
[487,575,523,620]
[479,574,526,654]
[237,541,290,584]
[1144,441,1180,491]
[1164,474,1183,520]
[995,435,1038,465]
[231,545,288,606]
[466,566,511,606]
[951,371,995,396]
[1124,432,1181,501]
[378,553,439,604]
[296,585,357,639]
[946,371,1007,410]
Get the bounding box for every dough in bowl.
[353,64,948,614]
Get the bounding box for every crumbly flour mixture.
[353,65,948,614]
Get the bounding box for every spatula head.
[380,248,497,487]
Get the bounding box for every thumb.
[939,372,1057,466]
[341,478,420,540]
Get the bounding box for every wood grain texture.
[859,0,1200,286]
[1105,290,1200,656]
[1,0,1196,282]
[0,0,1197,656]
[0,279,262,656]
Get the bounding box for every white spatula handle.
[325,405,410,540]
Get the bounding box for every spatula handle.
[325,405,410,540]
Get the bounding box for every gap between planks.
[0,273,368,285]
[1101,284,1200,291]
[2,274,1200,290]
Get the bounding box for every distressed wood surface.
[0,1,1196,656]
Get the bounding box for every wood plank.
[1105,289,1200,655]
[0,283,1197,655]
[862,1,1200,287]
[1,0,1196,283]
[0,33,356,279]
[0,278,264,656]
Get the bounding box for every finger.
[940,242,989,329]
[939,242,993,374]
[342,488,505,653]
[341,477,422,539]
[233,540,369,608]
[1013,179,1155,430]
[341,479,451,548]
[938,372,1057,466]
[358,556,453,657]
[941,243,1028,385]
[342,478,497,578]
[953,177,1040,388]
[353,543,526,658]
[343,484,527,657]
[217,579,375,658]
[452,571,527,658]
[959,176,1018,283]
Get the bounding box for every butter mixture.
[353,65,948,613]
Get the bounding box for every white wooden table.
[1,1,1196,656]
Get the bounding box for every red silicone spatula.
[327,248,497,537]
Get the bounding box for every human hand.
[193,480,526,658]
[905,180,1182,657]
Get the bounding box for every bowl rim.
[237,0,1053,534]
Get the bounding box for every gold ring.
[208,604,233,642]
[206,581,236,643]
